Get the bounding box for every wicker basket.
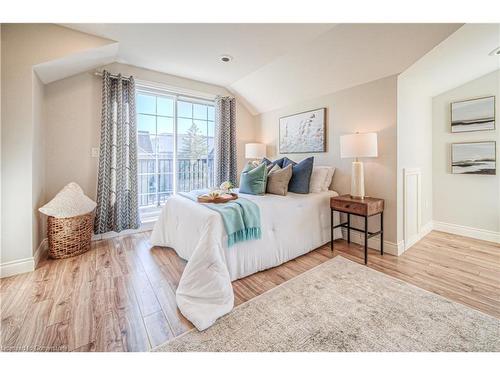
[47,210,95,259]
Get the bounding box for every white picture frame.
[451,141,496,175]
[279,108,326,153]
[451,96,495,133]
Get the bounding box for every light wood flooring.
[0,230,499,351]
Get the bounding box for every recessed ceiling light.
[219,55,233,63]
[488,46,500,56]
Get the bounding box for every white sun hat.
[39,182,96,218]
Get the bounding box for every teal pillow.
[239,163,267,195]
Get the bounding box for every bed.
[150,190,342,330]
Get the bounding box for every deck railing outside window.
[136,88,215,215]
[137,156,215,208]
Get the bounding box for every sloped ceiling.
[399,23,500,98]
[34,43,119,84]
[61,23,462,114]
[232,24,463,113]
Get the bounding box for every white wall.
[397,24,500,246]
[33,73,46,254]
[432,70,499,234]
[1,24,113,274]
[44,62,256,204]
[397,78,434,243]
[258,75,398,247]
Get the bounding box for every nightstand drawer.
[331,195,384,216]
[331,199,366,215]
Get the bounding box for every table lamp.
[340,132,378,199]
[245,143,266,165]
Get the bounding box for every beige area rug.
[154,256,500,352]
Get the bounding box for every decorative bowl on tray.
[197,192,238,204]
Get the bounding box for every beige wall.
[44,72,102,201]
[432,70,500,232]
[1,24,112,268]
[44,62,257,205]
[257,75,398,244]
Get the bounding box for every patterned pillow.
[266,164,293,196]
[239,162,268,195]
[282,157,315,194]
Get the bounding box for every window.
[136,89,215,220]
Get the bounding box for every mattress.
[150,190,342,330]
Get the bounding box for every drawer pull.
[345,204,350,208]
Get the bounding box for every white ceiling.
[399,23,500,98]
[231,24,462,113]
[61,23,461,114]
[63,23,335,85]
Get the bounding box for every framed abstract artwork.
[451,141,496,175]
[450,96,495,133]
[279,108,326,153]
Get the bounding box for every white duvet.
[150,190,342,330]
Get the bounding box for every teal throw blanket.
[178,189,261,247]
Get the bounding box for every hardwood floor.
[1,230,499,351]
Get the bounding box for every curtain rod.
[94,70,218,101]
[94,71,132,81]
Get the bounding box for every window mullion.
[137,89,213,212]
[155,96,160,207]
[173,96,178,195]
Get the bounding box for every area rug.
[154,256,500,352]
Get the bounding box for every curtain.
[214,96,237,186]
[94,71,140,234]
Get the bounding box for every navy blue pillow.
[262,157,285,168]
[282,157,314,194]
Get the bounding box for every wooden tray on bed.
[197,193,238,204]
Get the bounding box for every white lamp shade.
[340,132,378,158]
[245,143,266,159]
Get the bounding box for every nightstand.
[330,195,384,264]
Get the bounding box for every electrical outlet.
[91,147,99,158]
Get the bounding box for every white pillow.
[322,167,336,191]
[309,167,329,193]
[39,182,96,218]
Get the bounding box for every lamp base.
[350,161,365,199]
[350,195,365,200]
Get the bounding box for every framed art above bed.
[279,108,326,153]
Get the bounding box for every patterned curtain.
[214,96,237,186]
[94,71,140,234]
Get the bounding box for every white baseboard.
[341,228,404,256]
[1,221,155,278]
[1,239,48,278]
[432,221,500,244]
[92,221,155,241]
[404,220,434,251]
[34,238,48,267]
[0,257,35,278]
[402,220,499,253]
